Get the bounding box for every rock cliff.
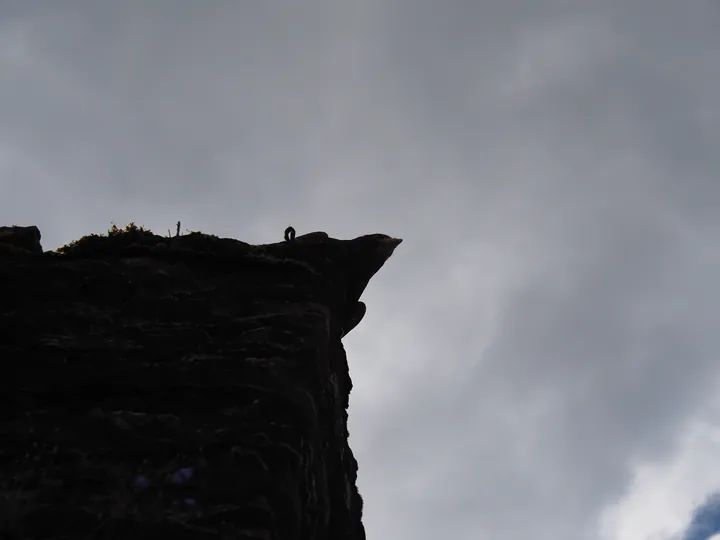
[0,223,401,540]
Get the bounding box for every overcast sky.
[2,2,720,539]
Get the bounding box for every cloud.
[682,493,720,540]
[598,412,720,540]
[1,2,720,540]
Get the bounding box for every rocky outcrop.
[0,225,42,253]
[0,223,401,540]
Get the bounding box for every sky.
[680,492,720,540]
[1,1,719,539]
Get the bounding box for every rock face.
[0,225,42,253]
[0,224,401,540]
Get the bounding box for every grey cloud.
[1,2,719,540]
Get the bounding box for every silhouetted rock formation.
[0,223,401,540]
[0,225,42,253]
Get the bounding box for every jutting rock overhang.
[0,223,401,540]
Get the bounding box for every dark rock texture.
[0,225,42,254]
[0,223,401,540]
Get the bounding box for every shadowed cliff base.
[0,223,401,540]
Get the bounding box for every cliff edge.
[0,223,401,540]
